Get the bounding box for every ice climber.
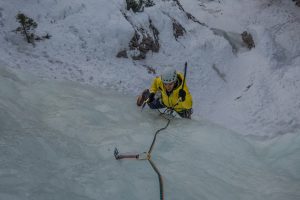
[137,67,193,119]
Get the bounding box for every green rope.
[115,108,175,200]
[148,159,164,200]
[148,117,171,154]
[146,110,175,200]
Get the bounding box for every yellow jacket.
[149,73,193,112]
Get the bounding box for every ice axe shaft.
[141,98,149,112]
[178,62,187,102]
[182,62,187,90]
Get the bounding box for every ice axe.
[141,98,149,112]
[177,61,188,103]
[182,62,187,90]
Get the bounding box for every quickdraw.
[114,148,151,160]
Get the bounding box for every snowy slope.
[0,66,299,200]
[0,0,299,137]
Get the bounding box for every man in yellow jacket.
[137,67,193,118]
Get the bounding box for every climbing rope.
[148,159,164,200]
[146,108,175,200]
[148,109,173,154]
[114,107,176,200]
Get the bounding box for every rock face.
[172,19,186,39]
[126,0,143,12]
[116,50,128,58]
[116,13,160,60]
[241,31,255,50]
[126,0,155,12]
[118,0,261,60]
[129,30,159,60]
[292,0,300,7]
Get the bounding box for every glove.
[178,89,186,101]
[148,93,155,103]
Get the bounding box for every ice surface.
[0,67,299,200]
